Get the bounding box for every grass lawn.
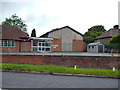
[0,63,120,78]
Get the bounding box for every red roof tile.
[0,25,29,40]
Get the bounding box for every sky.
[0,0,120,37]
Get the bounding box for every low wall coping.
[0,52,120,57]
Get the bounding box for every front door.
[98,45,103,53]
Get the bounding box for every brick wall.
[21,41,31,52]
[51,38,61,52]
[72,40,86,52]
[2,55,120,69]
[2,55,44,65]
[1,41,20,52]
[95,38,111,44]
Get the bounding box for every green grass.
[0,63,120,78]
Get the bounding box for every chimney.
[113,25,119,29]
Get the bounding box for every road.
[2,72,119,88]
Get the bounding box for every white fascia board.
[29,37,53,40]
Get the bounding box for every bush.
[105,43,120,49]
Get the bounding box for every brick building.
[40,26,86,52]
[1,25,86,52]
[0,25,31,52]
[95,25,120,44]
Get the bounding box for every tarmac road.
[2,72,119,88]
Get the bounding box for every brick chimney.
[113,25,119,29]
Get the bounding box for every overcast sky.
[0,0,119,37]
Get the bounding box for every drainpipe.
[7,40,11,53]
[8,47,11,53]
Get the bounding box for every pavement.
[2,71,119,88]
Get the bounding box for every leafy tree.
[109,34,120,43]
[31,29,36,37]
[105,34,120,49]
[105,43,120,49]
[83,25,106,44]
[2,14,27,32]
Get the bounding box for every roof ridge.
[40,26,83,37]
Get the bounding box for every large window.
[0,40,15,47]
[33,40,51,52]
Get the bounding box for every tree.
[83,25,106,44]
[2,14,27,32]
[109,34,120,43]
[105,34,120,49]
[105,43,120,49]
[31,29,36,37]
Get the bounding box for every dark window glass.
[45,48,50,51]
[4,40,8,47]
[42,43,45,46]
[39,47,41,51]
[33,47,38,51]
[33,40,38,46]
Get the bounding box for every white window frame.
[32,40,51,52]
[0,40,15,47]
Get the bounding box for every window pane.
[11,41,15,47]
[8,41,11,47]
[39,47,41,51]
[46,42,50,46]
[4,40,8,47]
[42,47,44,51]
[0,40,1,47]
[2,41,4,47]
[33,40,38,46]
[33,47,38,51]
[39,43,41,46]
[42,43,45,46]
[45,48,50,51]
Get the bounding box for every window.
[33,47,38,51]
[4,40,8,47]
[33,40,38,46]
[32,40,51,52]
[0,40,15,47]
[89,46,90,49]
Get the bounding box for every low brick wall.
[2,56,44,65]
[1,54,120,69]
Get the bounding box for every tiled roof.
[40,26,83,37]
[0,25,29,40]
[95,28,120,40]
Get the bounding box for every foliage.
[104,34,120,49]
[1,63,119,77]
[83,25,106,44]
[109,34,120,43]
[2,14,27,32]
[105,43,120,49]
[31,29,36,37]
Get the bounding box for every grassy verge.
[0,63,120,78]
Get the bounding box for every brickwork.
[95,38,111,44]
[72,40,86,52]
[21,41,31,52]
[2,55,120,69]
[1,41,20,52]
[51,38,61,52]
[2,55,44,65]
